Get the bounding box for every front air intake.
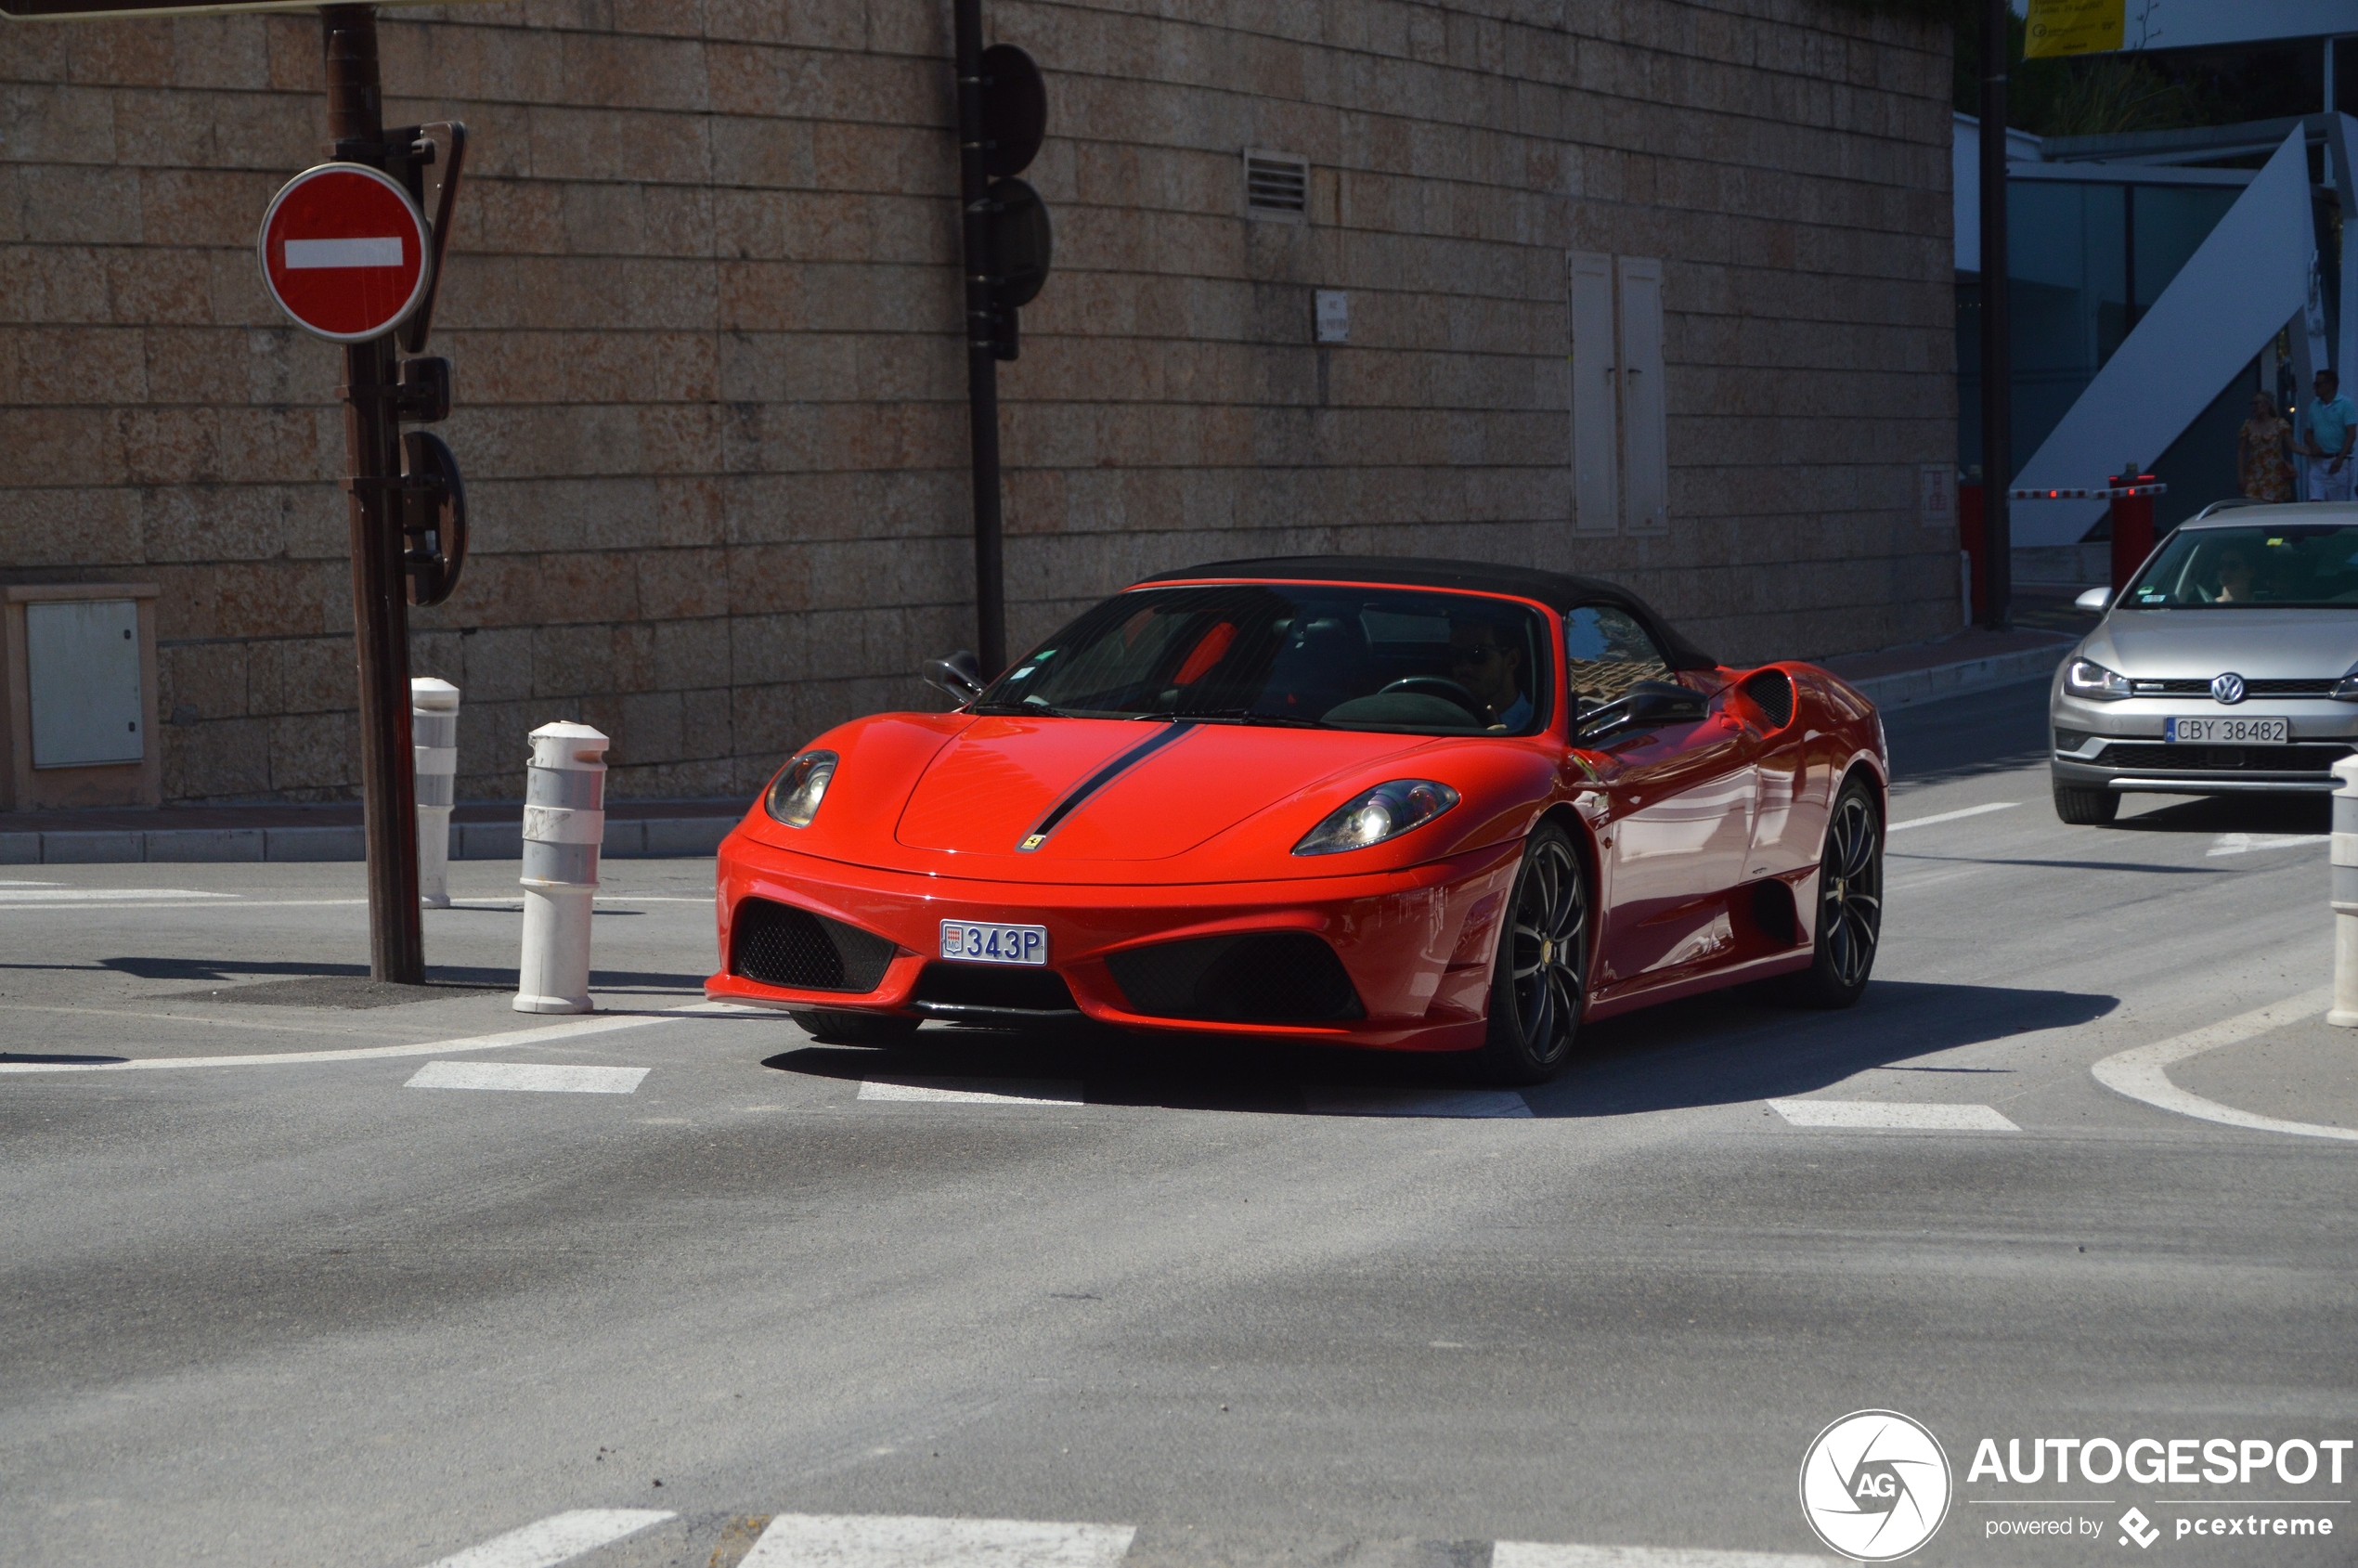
[1106,932,1363,1023]
[731,899,897,992]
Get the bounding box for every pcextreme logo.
[1799,1409,1954,1562]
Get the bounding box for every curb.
[0,814,735,866]
[1842,642,2071,713]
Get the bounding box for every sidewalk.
[1820,588,2092,712]
[0,797,744,866]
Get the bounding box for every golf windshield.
[973,585,1554,735]
[2125,524,2358,609]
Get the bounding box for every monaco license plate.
[2166,717,2288,745]
[940,919,1048,966]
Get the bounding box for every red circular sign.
[257,162,432,343]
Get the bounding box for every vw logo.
[2211,672,2247,705]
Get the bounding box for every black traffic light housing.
[976,44,1050,360]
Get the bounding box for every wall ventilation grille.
[1244,150,1309,221]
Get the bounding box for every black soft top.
[1135,554,1717,671]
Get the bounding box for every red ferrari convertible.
[706,557,1887,1082]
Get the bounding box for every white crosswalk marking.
[1496,1540,1835,1566]
[1768,1098,2018,1132]
[406,1061,649,1095]
[1304,1087,1533,1119]
[417,1509,673,1568]
[2207,831,2326,857]
[1885,800,2016,833]
[741,1512,1136,1568]
[859,1079,1082,1106]
[0,887,238,903]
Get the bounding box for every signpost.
[6,0,470,985]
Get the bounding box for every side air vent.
[731,898,897,992]
[1741,668,1794,730]
[1106,932,1363,1023]
[1244,149,1309,222]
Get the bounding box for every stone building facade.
[0,0,1957,806]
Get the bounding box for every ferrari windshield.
[974,585,1553,735]
[2125,524,2358,609]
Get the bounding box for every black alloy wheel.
[1475,823,1590,1083]
[1774,778,1883,1008]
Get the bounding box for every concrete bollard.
[2333,756,2358,1029]
[514,721,609,1015]
[411,678,460,908]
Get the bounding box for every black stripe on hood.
[1016,722,1196,852]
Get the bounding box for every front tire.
[1777,777,1883,1009]
[2052,779,2118,825]
[789,1008,922,1045]
[1473,823,1591,1085]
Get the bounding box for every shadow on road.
[756,977,2117,1120]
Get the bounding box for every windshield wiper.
[1133,708,1330,729]
[970,700,1078,718]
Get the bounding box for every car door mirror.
[923,648,984,704]
[2074,586,2111,613]
[1576,680,1708,743]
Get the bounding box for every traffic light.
[977,43,1049,360]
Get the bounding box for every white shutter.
[1615,255,1668,535]
[1568,251,1620,535]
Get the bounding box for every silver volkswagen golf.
[2051,502,2358,824]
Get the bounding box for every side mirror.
[923,649,985,704]
[1577,680,1708,742]
[2074,586,2112,613]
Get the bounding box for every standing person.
[2300,369,2356,502]
[2236,391,2295,502]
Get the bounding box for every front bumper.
[2049,691,2358,794]
[705,832,1527,1051]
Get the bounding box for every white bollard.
[2332,756,2358,1028]
[514,721,609,1015]
[411,678,460,908]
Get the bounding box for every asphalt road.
[4,679,2352,1568]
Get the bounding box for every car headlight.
[765,750,837,828]
[2335,664,2358,701]
[2064,658,2131,701]
[1292,779,1460,856]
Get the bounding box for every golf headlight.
[1292,780,1460,856]
[2335,664,2358,701]
[2065,658,2131,701]
[765,750,837,828]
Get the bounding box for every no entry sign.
[257,162,432,343]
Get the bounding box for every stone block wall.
[0,0,1956,805]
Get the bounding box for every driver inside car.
[1449,614,1531,731]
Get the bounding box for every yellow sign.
[2024,0,2125,58]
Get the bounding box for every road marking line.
[1886,801,2017,833]
[418,1509,674,1568]
[407,1061,648,1095]
[0,887,240,903]
[741,1513,1135,1568]
[1304,1086,1534,1119]
[2207,831,2327,857]
[2091,988,2356,1142]
[1496,1540,1834,1566]
[1768,1098,2019,1132]
[858,1078,1082,1106]
[0,898,370,912]
[0,1011,700,1075]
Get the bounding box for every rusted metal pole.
[953,0,1007,677]
[322,2,424,982]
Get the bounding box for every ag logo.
[1798,1409,1952,1562]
